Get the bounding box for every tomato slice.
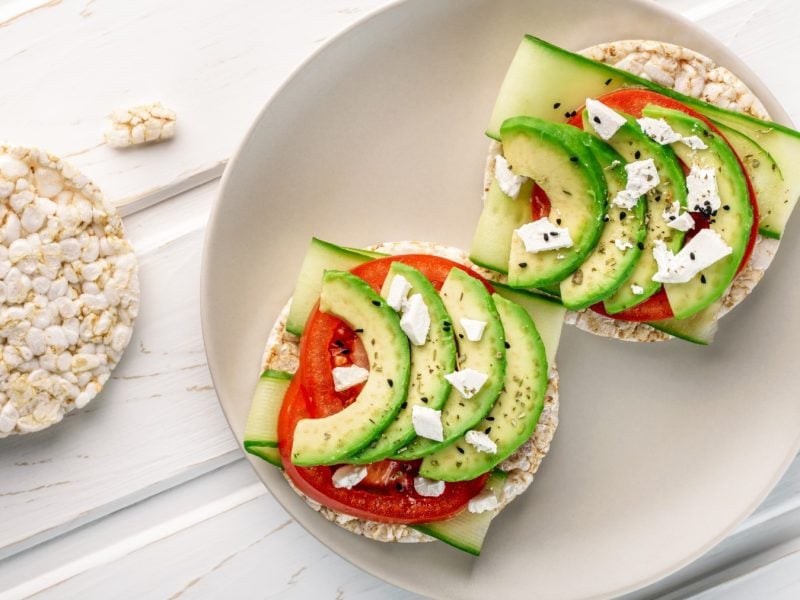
[531,184,552,220]
[565,89,759,322]
[280,254,494,523]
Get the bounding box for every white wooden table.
[0,0,798,598]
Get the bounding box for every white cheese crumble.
[444,368,489,399]
[385,274,411,311]
[585,98,627,140]
[412,405,444,442]
[652,229,733,284]
[413,476,446,497]
[637,117,683,145]
[465,430,497,454]
[332,465,368,489]
[631,284,645,295]
[613,238,633,252]
[515,218,573,254]
[494,155,528,199]
[105,102,176,148]
[332,365,370,392]
[468,489,499,514]
[680,135,708,150]
[460,317,486,342]
[686,166,721,215]
[663,201,696,232]
[613,159,660,209]
[399,293,430,346]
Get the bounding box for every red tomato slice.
[565,89,759,322]
[531,184,552,220]
[280,254,493,523]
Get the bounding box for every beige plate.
[200,1,800,598]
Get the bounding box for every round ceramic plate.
[200,1,800,598]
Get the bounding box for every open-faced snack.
[0,145,139,436]
[244,239,564,554]
[471,38,796,344]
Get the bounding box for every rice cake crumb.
[0,145,139,437]
[105,102,176,148]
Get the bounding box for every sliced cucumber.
[560,130,647,310]
[486,35,800,238]
[347,263,457,463]
[286,238,377,335]
[501,118,607,288]
[492,282,565,367]
[412,471,507,556]
[712,121,786,240]
[243,369,292,450]
[291,271,410,466]
[399,268,506,460]
[647,299,721,345]
[247,446,282,468]
[644,105,753,320]
[470,177,535,273]
[419,294,547,481]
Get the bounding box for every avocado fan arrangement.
[242,36,800,555]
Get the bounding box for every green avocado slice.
[345,262,457,463]
[418,294,548,481]
[290,271,410,466]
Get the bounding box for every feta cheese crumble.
[105,102,176,148]
[631,284,645,295]
[468,489,499,514]
[399,293,430,346]
[413,476,446,497]
[332,465,368,489]
[613,159,660,209]
[460,318,486,342]
[385,274,411,311]
[613,238,634,252]
[412,405,444,441]
[585,98,627,140]
[686,166,721,216]
[444,368,489,399]
[332,365,370,392]
[494,155,528,199]
[652,229,733,284]
[515,218,573,254]
[637,117,683,145]
[465,430,498,454]
[680,135,708,150]
[663,201,696,232]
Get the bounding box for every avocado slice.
[470,177,535,274]
[501,117,607,288]
[346,263,456,464]
[419,294,548,481]
[398,268,506,460]
[290,271,410,466]
[643,105,753,319]
[486,35,800,238]
[712,121,786,240]
[587,115,688,314]
[559,130,647,310]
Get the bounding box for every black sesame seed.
[553,102,561,109]
[484,427,492,435]
[395,483,404,491]
[543,233,550,242]
[421,397,428,403]
[637,242,645,250]
[354,328,364,333]
[690,252,695,260]
[564,112,572,118]
[341,348,350,355]
[551,231,559,237]
[457,446,465,454]
[556,218,562,225]
[387,379,393,387]
[371,300,380,306]
[723,205,730,211]
[458,333,464,339]
[570,156,578,162]
[634,150,641,159]
[504,341,511,349]
[605,78,612,85]
[619,212,627,220]
[334,339,344,347]
[486,416,495,421]
[700,274,707,284]
[518,262,527,268]
[593,116,601,124]
[603,215,610,222]
[401,401,408,409]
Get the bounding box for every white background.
[0,0,798,598]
